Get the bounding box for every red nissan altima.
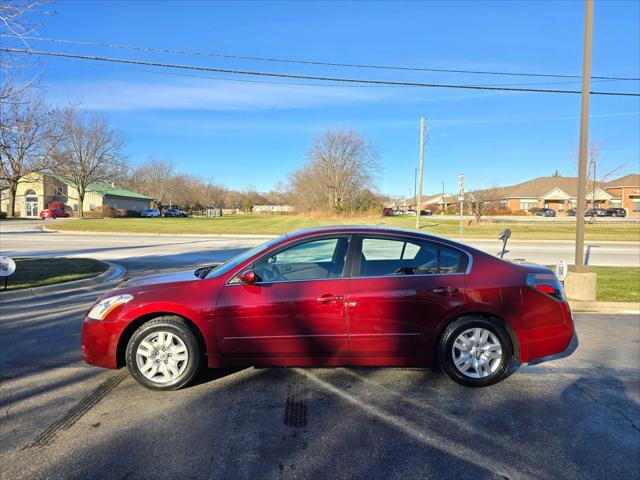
[81,226,576,390]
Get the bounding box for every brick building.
[422,174,640,217]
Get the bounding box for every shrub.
[86,205,116,218]
[0,211,7,219]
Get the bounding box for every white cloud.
[46,78,386,111]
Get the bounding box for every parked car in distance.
[382,207,393,216]
[406,209,417,216]
[585,208,608,217]
[420,209,433,216]
[163,208,188,217]
[392,209,404,216]
[39,208,69,219]
[566,209,576,216]
[606,207,627,217]
[534,208,556,217]
[141,208,161,218]
[82,226,576,391]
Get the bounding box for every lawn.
[589,266,640,303]
[2,257,108,291]
[52,215,640,242]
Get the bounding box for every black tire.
[438,316,513,387]
[125,316,202,390]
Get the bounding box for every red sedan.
[39,208,70,219]
[81,226,576,390]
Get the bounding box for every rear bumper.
[527,330,579,365]
[517,301,576,363]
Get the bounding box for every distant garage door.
[103,195,151,213]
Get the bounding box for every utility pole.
[414,168,418,208]
[441,181,446,213]
[458,173,465,240]
[574,0,593,270]
[415,117,426,229]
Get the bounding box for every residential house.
[0,173,152,217]
[415,173,640,217]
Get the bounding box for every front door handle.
[432,286,459,295]
[317,294,344,304]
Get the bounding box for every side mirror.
[498,228,511,258]
[238,268,257,285]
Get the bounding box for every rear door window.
[358,237,467,277]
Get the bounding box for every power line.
[64,54,619,89]
[2,47,639,97]
[3,34,639,82]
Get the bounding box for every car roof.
[283,225,458,244]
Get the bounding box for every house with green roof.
[0,173,152,217]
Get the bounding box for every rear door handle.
[432,286,459,295]
[317,294,344,304]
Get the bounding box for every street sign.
[0,256,16,277]
[458,173,465,201]
[556,259,568,282]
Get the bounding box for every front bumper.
[81,317,125,369]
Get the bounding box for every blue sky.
[7,0,640,197]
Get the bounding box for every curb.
[569,300,640,314]
[0,261,126,302]
[38,225,640,244]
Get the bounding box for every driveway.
[0,276,638,479]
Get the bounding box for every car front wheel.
[438,317,512,387]
[125,317,202,390]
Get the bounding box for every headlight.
[87,294,133,320]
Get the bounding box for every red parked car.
[81,226,576,390]
[39,208,70,219]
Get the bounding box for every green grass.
[52,215,640,242]
[589,266,640,303]
[2,257,108,291]
[544,265,639,303]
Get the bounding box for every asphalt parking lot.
[1,273,639,480]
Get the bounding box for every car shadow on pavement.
[4,363,639,480]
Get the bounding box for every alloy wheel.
[135,331,189,384]
[451,327,503,378]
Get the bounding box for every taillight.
[527,272,566,301]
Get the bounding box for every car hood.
[117,269,199,291]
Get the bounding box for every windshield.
[204,235,286,279]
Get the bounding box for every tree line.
[1,83,386,217]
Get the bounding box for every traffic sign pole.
[458,173,464,241]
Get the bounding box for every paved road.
[1,221,639,267]
[0,276,638,479]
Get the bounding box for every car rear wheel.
[125,317,202,390]
[438,317,512,387]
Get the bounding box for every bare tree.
[0,89,53,216]
[51,106,125,216]
[127,156,175,207]
[469,186,499,223]
[203,180,227,209]
[290,129,379,213]
[0,0,54,90]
